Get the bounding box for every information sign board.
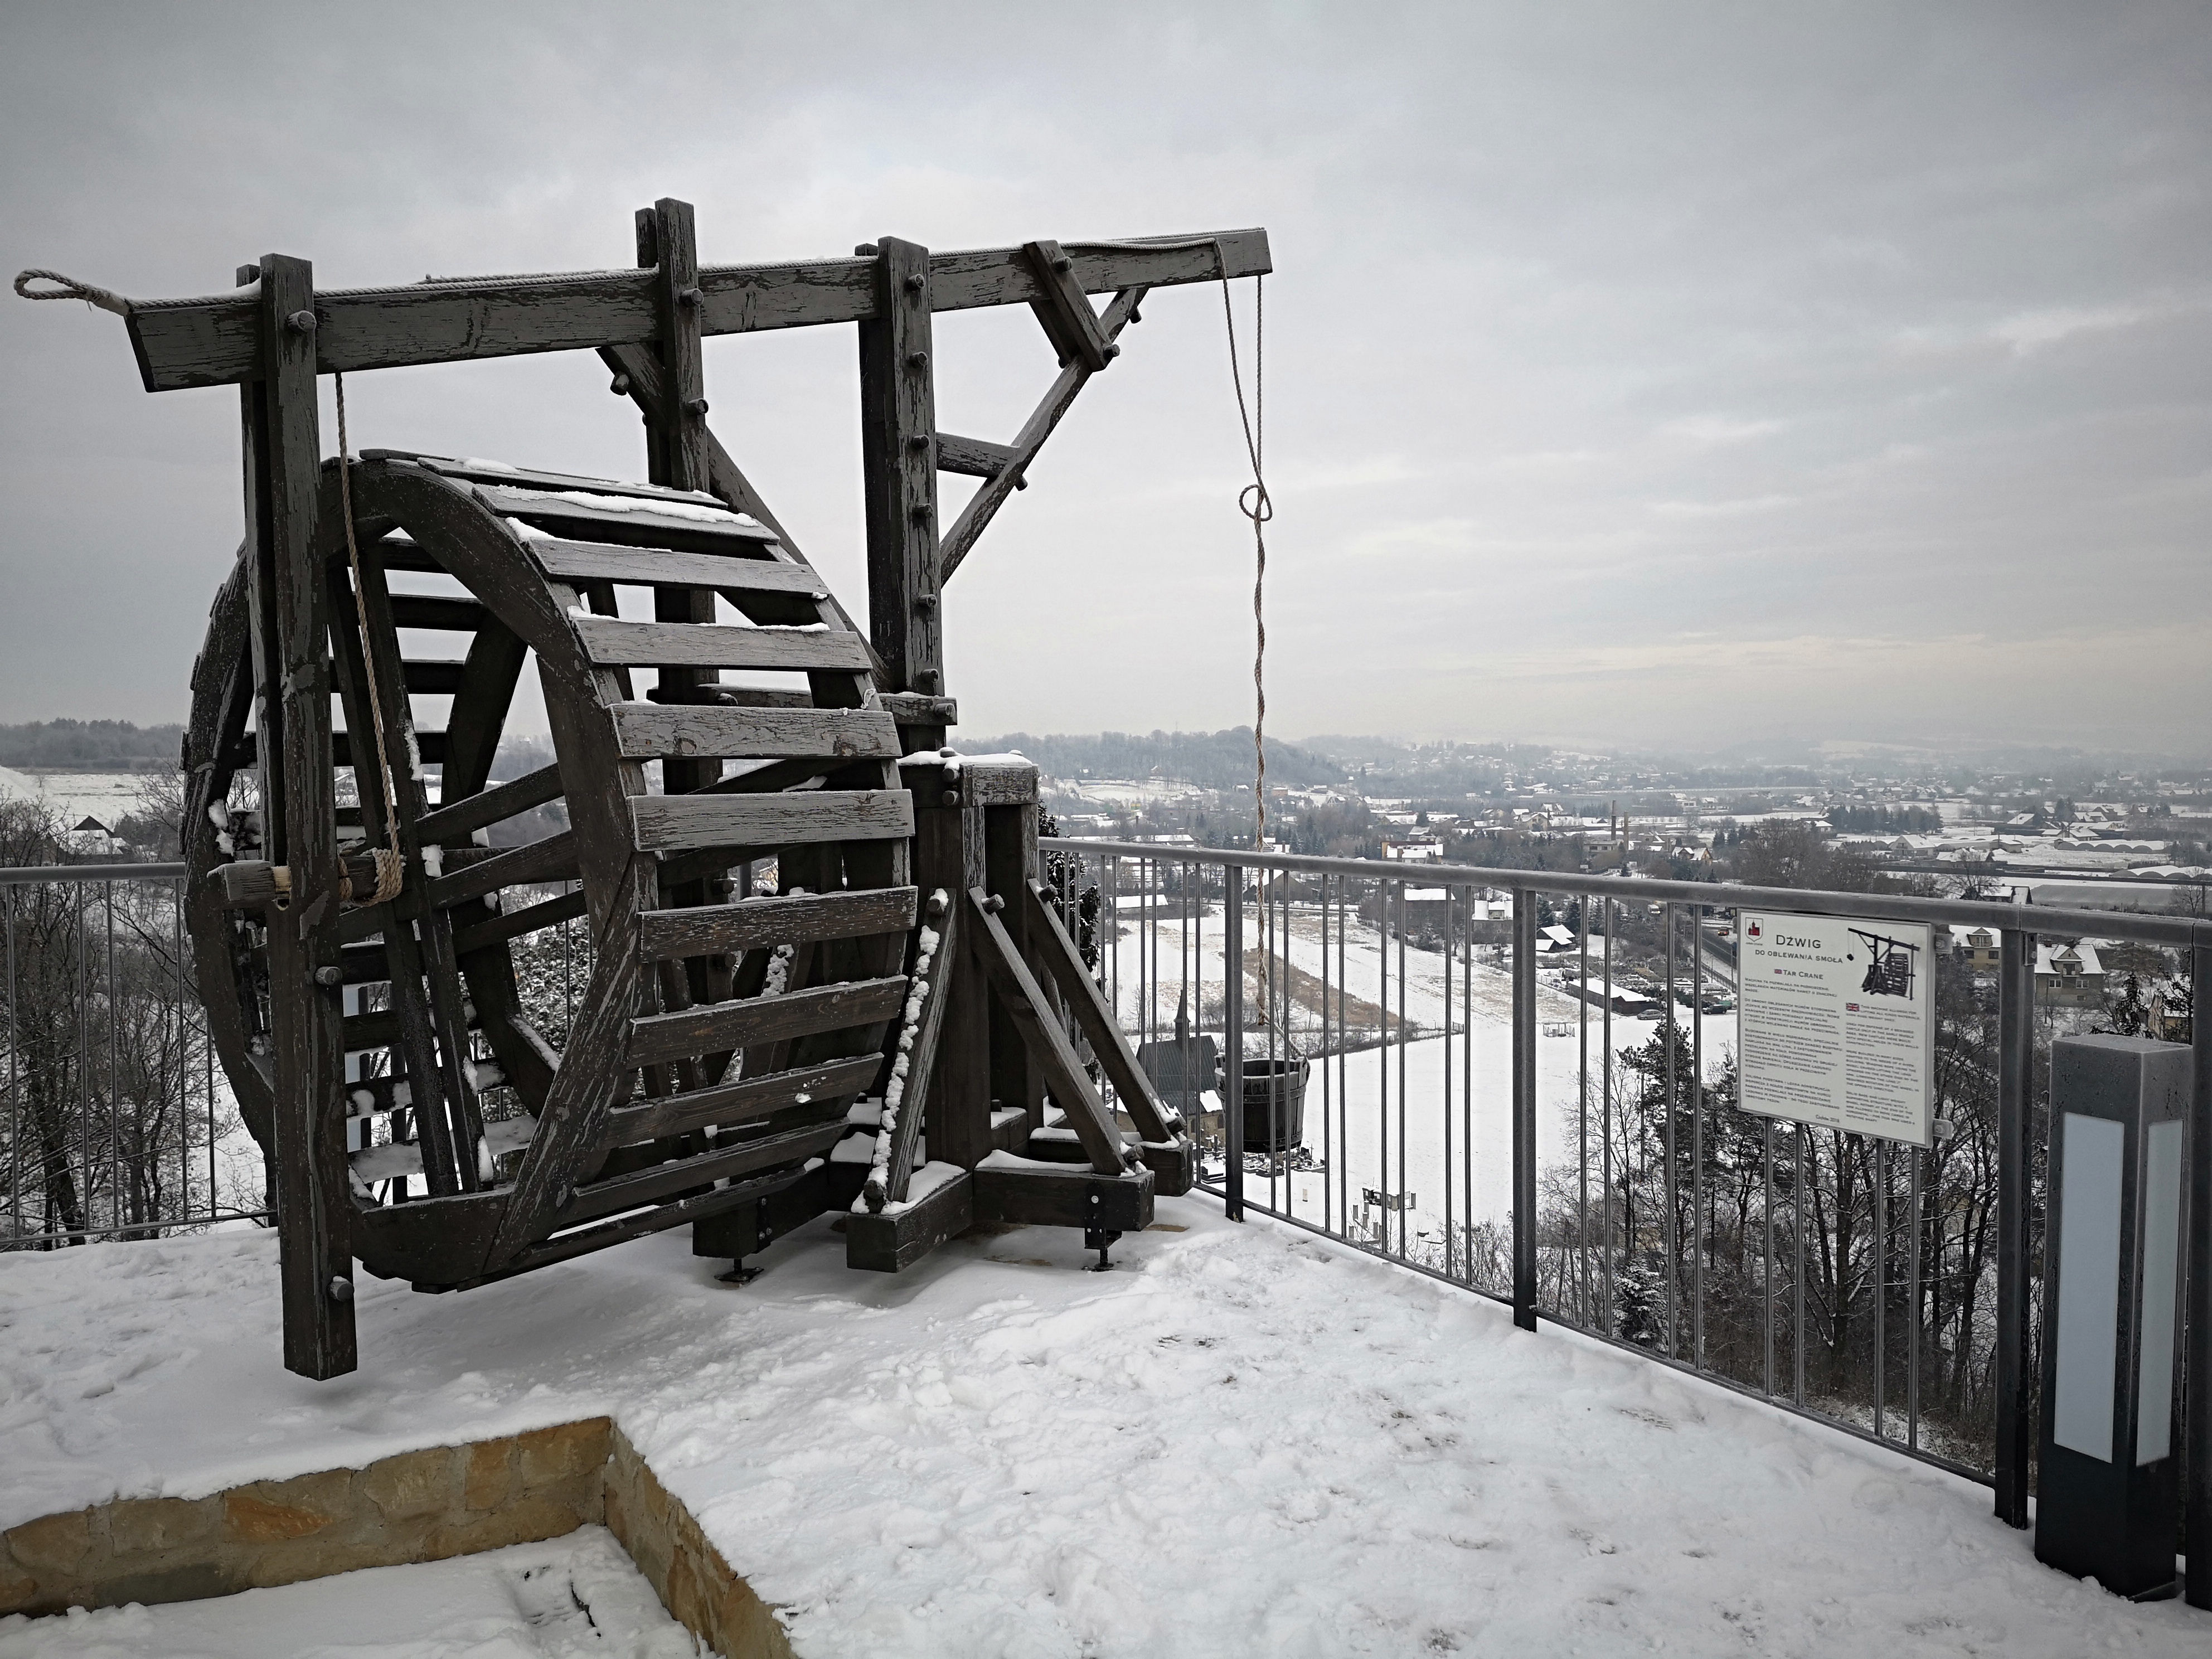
[1736,909,1936,1147]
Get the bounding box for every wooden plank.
[559,1116,847,1224]
[387,594,488,632]
[847,1170,974,1273]
[254,252,357,1379]
[1021,240,1115,372]
[639,885,916,961]
[451,887,589,954]
[629,788,913,854]
[413,763,566,844]
[627,974,907,1069]
[600,1053,885,1146]
[490,1164,812,1285]
[934,432,1021,481]
[857,237,942,695]
[940,285,1147,580]
[572,616,871,672]
[424,830,578,909]
[1021,880,1178,1142]
[125,230,1273,392]
[478,485,777,549]
[609,703,899,762]
[972,1159,1154,1233]
[530,540,826,594]
[966,888,1127,1176]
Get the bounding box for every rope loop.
[13,268,129,315]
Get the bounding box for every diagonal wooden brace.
[1021,240,1117,373]
[1020,881,1181,1143]
[966,887,1129,1176]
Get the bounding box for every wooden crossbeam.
[934,433,1022,482]
[124,230,1270,391]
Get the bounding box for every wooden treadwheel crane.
[25,200,1270,1378]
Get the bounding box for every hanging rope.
[334,372,405,905]
[12,269,130,316]
[1217,269,1270,853]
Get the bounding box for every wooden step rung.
[424,830,578,909]
[573,616,872,673]
[334,729,444,767]
[385,453,728,507]
[388,594,490,632]
[626,974,908,1069]
[402,659,466,695]
[476,484,780,550]
[599,1054,886,1147]
[414,764,565,845]
[531,540,830,595]
[630,789,913,855]
[638,885,917,962]
[610,703,899,762]
[556,1116,845,1226]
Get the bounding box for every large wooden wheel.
[183,453,915,1288]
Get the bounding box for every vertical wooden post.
[857,238,941,697]
[251,253,355,1379]
[913,765,989,1171]
[984,788,1047,1134]
[636,200,720,1006]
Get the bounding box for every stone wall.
[0,1417,795,1657]
[605,1428,795,1659]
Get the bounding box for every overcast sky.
[2,3,2205,757]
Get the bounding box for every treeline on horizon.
[974,728,1347,791]
[0,719,182,770]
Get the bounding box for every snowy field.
[2,1205,2201,1656]
[1101,903,1672,1236]
[0,1527,693,1658]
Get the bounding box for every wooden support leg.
[251,252,356,1379]
[984,801,1048,1136]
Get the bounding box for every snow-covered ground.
[0,1527,693,1658]
[1,1204,2200,1656]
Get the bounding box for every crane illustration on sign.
[1848,928,1919,1000]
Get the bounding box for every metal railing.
[1040,837,2211,1532]
[0,863,268,1247]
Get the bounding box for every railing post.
[1512,886,1537,1330]
[1995,923,2036,1527]
[1224,862,1245,1221]
[2187,940,2211,1608]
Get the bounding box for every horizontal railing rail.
[1053,838,2212,947]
